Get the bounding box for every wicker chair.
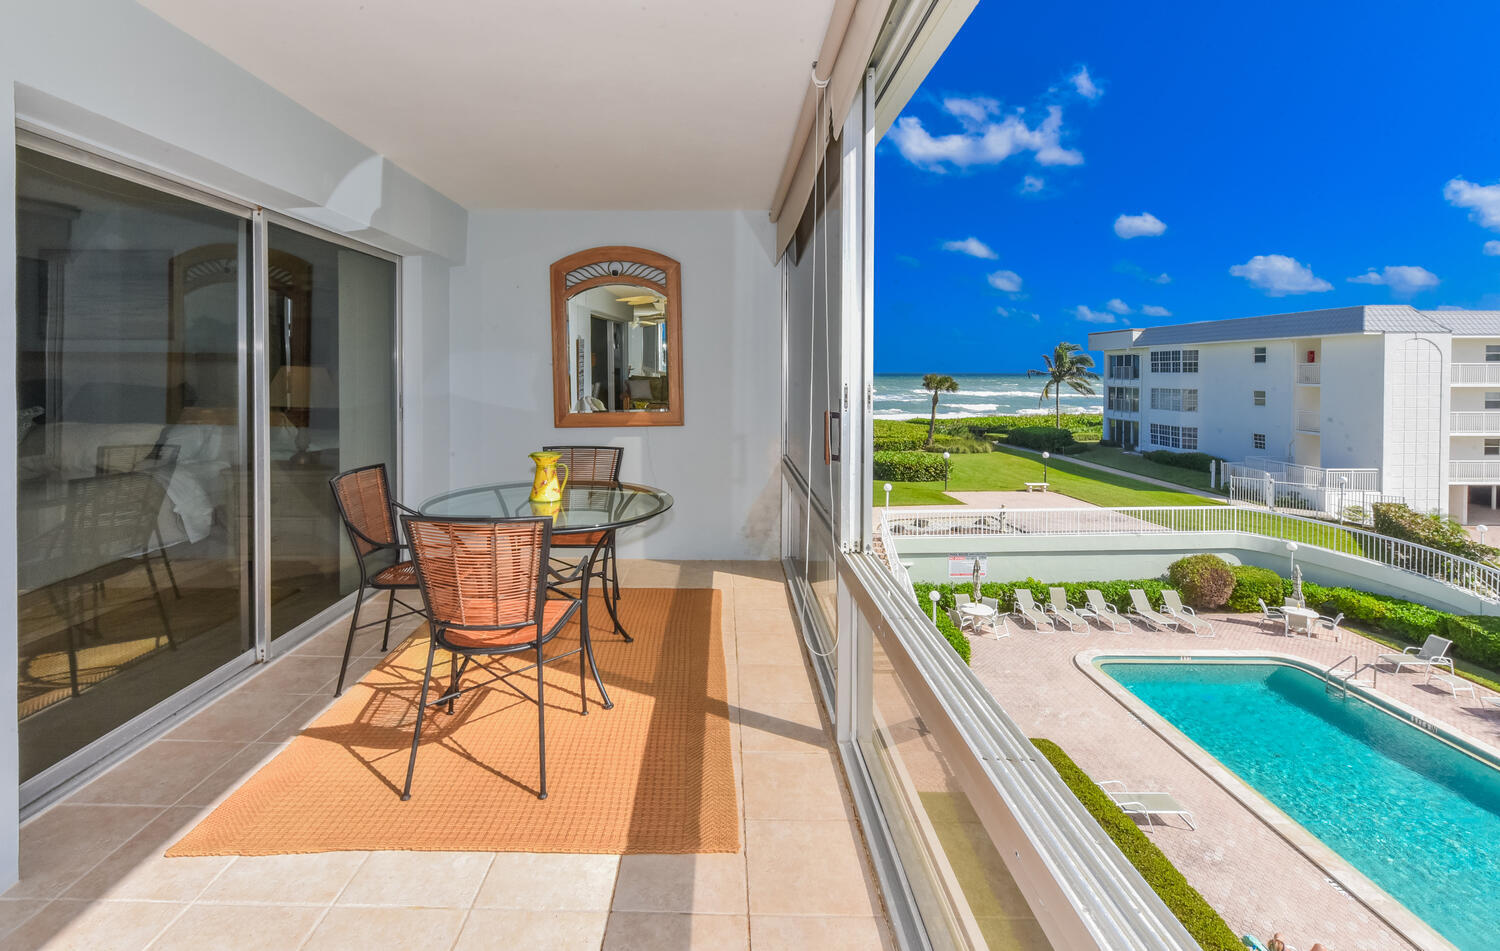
[96,443,182,599]
[542,445,627,640]
[399,514,592,801]
[329,464,425,695]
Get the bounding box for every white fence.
[1451,412,1500,434]
[1453,363,1500,385]
[882,505,1500,602]
[877,515,919,606]
[1231,459,1380,490]
[1224,475,1398,519]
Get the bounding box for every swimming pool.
[1099,659,1500,951]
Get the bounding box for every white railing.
[1225,475,1398,519]
[877,515,919,606]
[1225,460,1380,491]
[884,506,1500,602]
[1451,459,1500,482]
[1452,363,1500,385]
[1296,363,1321,384]
[1295,411,1320,433]
[1452,411,1500,434]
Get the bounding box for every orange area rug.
[168,588,737,856]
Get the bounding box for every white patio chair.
[1256,598,1286,632]
[977,596,1010,638]
[1099,780,1196,830]
[1313,611,1344,643]
[1128,589,1179,631]
[955,593,972,608]
[1011,589,1055,632]
[947,607,976,636]
[1046,587,1089,633]
[1161,590,1213,636]
[1083,589,1132,633]
[1377,635,1455,676]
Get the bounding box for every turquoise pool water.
[1100,660,1500,950]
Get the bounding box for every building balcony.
[1451,411,1500,434]
[1451,459,1500,482]
[1295,411,1320,433]
[1296,363,1320,385]
[1451,363,1500,385]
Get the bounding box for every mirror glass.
[564,283,672,415]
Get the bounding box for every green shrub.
[916,413,1102,441]
[1005,426,1078,452]
[1031,739,1242,951]
[1440,616,1500,668]
[1167,554,1236,609]
[1371,502,1494,562]
[1141,449,1220,473]
[873,451,947,482]
[1226,565,1283,612]
[872,420,929,452]
[930,433,995,454]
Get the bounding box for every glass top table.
[420,480,673,532]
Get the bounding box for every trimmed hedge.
[928,603,972,664]
[1031,739,1242,951]
[1371,502,1494,562]
[905,413,1102,440]
[1006,426,1079,453]
[873,451,948,482]
[872,420,929,452]
[1226,564,1283,612]
[930,433,995,454]
[1439,615,1500,669]
[1141,449,1220,473]
[1168,554,1235,610]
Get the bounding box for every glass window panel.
[266,224,397,639]
[15,146,253,780]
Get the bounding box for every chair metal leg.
[401,641,438,801]
[609,535,621,605]
[152,529,181,599]
[335,583,366,697]
[381,590,397,651]
[535,640,547,800]
[579,605,589,716]
[447,649,458,715]
[141,555,176,651]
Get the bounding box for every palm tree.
[1029,342,1100,428]
[922,373,960,447]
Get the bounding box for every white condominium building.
[1089,305,1500,522]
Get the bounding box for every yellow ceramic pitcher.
[529,451,569,503]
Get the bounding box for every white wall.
[1319,334,1385,469]
[1,0,470,886]
[447,210,782,559]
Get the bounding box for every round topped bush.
[1167,554,1235,610]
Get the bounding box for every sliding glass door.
[13,142,400,794]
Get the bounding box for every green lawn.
[875,446,1218,508]
[1074,445,1219,493]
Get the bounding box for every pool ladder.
[1326,653,1378,697]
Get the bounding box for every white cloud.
[1445,178,1500,230]
[1105,298,1131,314]
[998,306,1039,321]
[1347,265,1440,296]
[1141,304,1172,317]
[1228,254,1333,296]
[941,236,998,259]
[1484,240,1500,256]
[1114,212,1167,239]
[1070,66,1101,100]
[1072,305,1116,324]
[986,269,1023,293]
[1020,175,1045,193]
[1153,273,1171,284]
[889,103,1083,171]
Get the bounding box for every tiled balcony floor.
[969,611,1500,951]
[0,561,892,950]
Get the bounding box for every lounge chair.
[1011,589,1055,632]
[1256,598,1285,632]
[1378,635,1455,676]
[1099,780,1196,830]
[1161,590,1213,636]
[1128,589,1179,631]
[1083,589,1131,633]
[1047,587,1089,633]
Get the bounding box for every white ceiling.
[139,0,838,210]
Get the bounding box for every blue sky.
[875,0,1500,374]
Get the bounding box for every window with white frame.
[1252,346,1267,363]
[1487,438,1500,456]
[1150,387,1198,411]
[1253,390,1266,406]
[1150,423,1198,450]
[1150,349,1199,373]
[1106,386,1139,413]
[1487,345,1500,362]
[1487,392,1500,410]
[1108,353,1140,379]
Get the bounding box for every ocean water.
[874,373,1103,421]
[1103,660,1500,951]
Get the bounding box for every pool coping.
[1075,648,1460,951]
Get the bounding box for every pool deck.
[969,611,1500,951]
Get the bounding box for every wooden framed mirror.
[551,246,683,427]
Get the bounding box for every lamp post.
[1479,523,1489,553]
[884,482,892,509]
[1286,540,1298,575]
[928,588,941,622]
[1042,451,1051,486]
[1339,475,1348,523]
[943,451,951,491]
